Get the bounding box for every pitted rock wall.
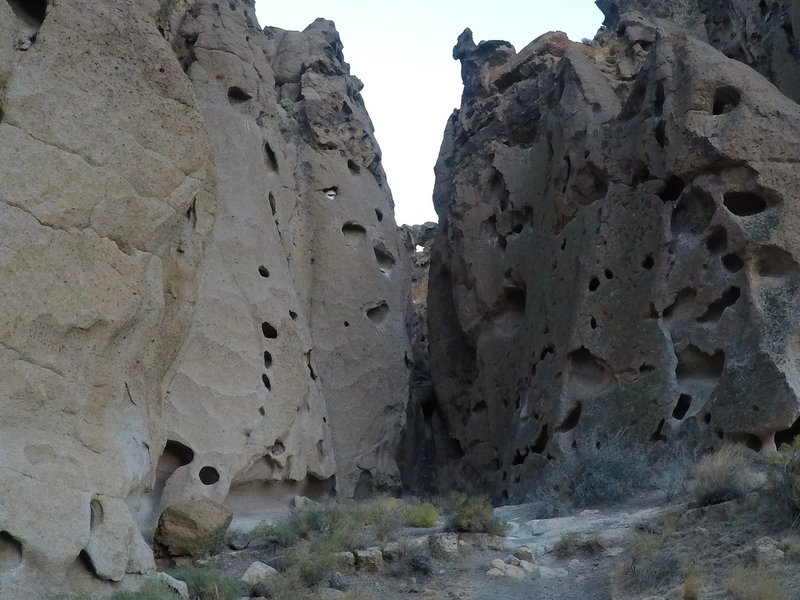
[420,11,800,502]
[0,0,410,596]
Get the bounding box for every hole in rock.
[745,434,762,452]
[366,301,390,325]
[567,347,615,397]
[642,255,655,270]
[342,222,367,239]
[590,317,597,329]
[160,440,195,470]
[675,345,725,385]
[77,550,98,577]
[672,394,692,420]
[0,531,22,571]
[373,246,396,272]
[705,227,727,253]
[697,287,740,323]
[306,353,317,380]
[654,80,666,116]
[199,466,220,485]
[375,208,383,222]
[7,0,47,25]
[185,198,197,229]
[259,407,266,416]
[261,373,271,391]
[503,285,527,318]
[227,86,253,104]
[264,143,278,171]
[269,441,285,456]
[604,269,613,280]
[722,254,744,273]
[639,364,655,373]
[262,322,278,338]
[263,351,272,368]
[723,191,769,216]
[324,187,339,200]
[654,121,667,148]
[672,187,716,235]
[531,424,549,454]
[775,416,800,448]
[353,470,375,501]
[712,86,741,115]
[268,192,277,216]
[651,419,667,442]
[588,277,600,292]
[658,176,685,203]
[704,413,712,424]
[559,403,582,432]
[89,499,103,531]
[289,310,297,320]
[258,266,270,278]
[512,448,528,466]
[347,159,361,174]
[753,246,800,278]
[343,321,350,327]
[663,287,698,322]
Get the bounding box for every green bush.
[109,580,178,599]
[170,568,242,600]
[406,503,440,528]
[441,493,506,534]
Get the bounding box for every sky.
[254,1,605,225]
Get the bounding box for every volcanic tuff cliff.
[407,0,800,502]
[0,0,409,596]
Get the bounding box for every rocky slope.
[415,2,800,501]
[0,0,409,596]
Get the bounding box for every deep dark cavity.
[7,0,47,25]
[712,86,741,115]
[723,191,769,216]
[199,466,220,485]
[227,86,253,104]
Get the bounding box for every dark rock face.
[596,0,800,103]
[419,14,800,501]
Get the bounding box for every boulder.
[241,561,278,587]
[154,500,232,558]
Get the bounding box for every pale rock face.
[0,0,410,597]
[0,0,214,596]
[419,12,800,501]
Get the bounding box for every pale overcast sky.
[254,1,604,225]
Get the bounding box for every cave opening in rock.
[262,322,278,338]
[723,191,768,216]
[712,86,741,115]
[199,466,220,485]
[7,0,47,25]
[672,394,692,420]
[227,86,253,104]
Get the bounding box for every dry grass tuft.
[691,444,756,506]
[724,568,786,600]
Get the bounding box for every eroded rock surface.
[419,9,800,501]
[0,0,409,596]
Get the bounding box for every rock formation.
[416,3,800,502]
[0,0,409,596]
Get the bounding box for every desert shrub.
[682,571,702,600]
[170,568,242,600]
[406,503,440,528]
[554,531,604,559]
[441,493,507,534]
[611,532,683,595]
[250,521,298,547]
[768,438,800,515]
[385,540,434,578]
[109,580,179,600]
[691,444,755,506]
[724,568,786,600]
[656,444,698,501]
[555,428,651,507]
